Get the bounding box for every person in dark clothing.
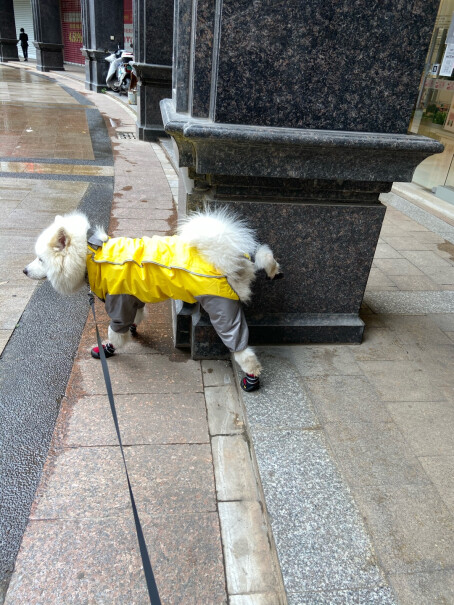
[18,28,28,61]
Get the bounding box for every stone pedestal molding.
[132,0,173,141]
[0,0,19,62]
[31,0,64,71]
[133,63,172,141]
[162,0,443,358]
[80,0,124,91]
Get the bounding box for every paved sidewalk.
[0,64,282,604]
[1,61,454,604]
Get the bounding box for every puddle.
[437,240,454,262]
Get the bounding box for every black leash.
[88,292,161,605]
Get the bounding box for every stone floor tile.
[373,242,403,258]
[351,327,411,361]
[219,501,279,596]
[140,511,227,604]
[238,351,319,430]
[381,314,454,347]
[419,455,454,514]
[3,518,149,605]
[205,384,246,435]
[373,258,424,276]
[124,444,217,514]
[31,446,131,519]
[386,401,454,456]
[212,435,259,501]
[0,295,29,329]
[5,513,227,605]
[400,250,452,268]
[380,235,439,251]
[388,274,440,290]
[324,420,430,487]
[354,483,454,574]
[287,344,363,377]
[304,375,391,424]
[201,359,236,387]
[366,268,398,290]
[230,593,283,605]
[411,344,454,387]
[76,354,203,395]
[429,312,454,331]
[287,587,397,605]
[250,429,388,593]
[364,290,454,314]
[357,360,446,402]
[421,266,454,284]
[389,570,454,605]
[59,393,209,447]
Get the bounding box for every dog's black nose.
[23,268,28,275]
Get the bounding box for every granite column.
[80,0,124,92]
[0,0,19,62]
[31,0,64,71]
[132,0,173,140]
[162,0,443,358]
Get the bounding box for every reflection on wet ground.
[0,65,95,161]
[0,64,107,353]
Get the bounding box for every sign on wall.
[124,0,133,50]
[61,0,84,65]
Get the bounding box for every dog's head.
[24,212,90,295]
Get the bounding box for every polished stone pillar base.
[0,38,19,62]
[134,63,172,141]
[162,99,442,355]
[34,42,64,71]
[82,49,108,92]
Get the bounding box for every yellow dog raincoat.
[86,234,249,352]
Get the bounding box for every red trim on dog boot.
[91,343,116,359]
[241,373,260,392]
[130,323,138,336]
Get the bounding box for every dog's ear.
[50,227,71,252]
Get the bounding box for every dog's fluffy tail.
[178,207,259,278]
[92,226,109,243]
[178,208,281,302]
[254,244,281,279]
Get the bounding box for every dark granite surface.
[0,0,19,61]
[133,0,173,65]
[192,0,216,118]
[214,0,439,132]
[161,99,443,182]
[173,0,192,113]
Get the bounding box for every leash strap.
[88,292,161,605]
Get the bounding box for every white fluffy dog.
[24,208,281,391]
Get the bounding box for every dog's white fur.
[24,209,280,377]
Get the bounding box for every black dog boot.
[129,323,138,336]
[91,343,116,359]
[241,373,260,392]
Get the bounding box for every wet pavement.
[1,62,454,605]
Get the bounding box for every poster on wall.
[61,0,84,65]
[124,0,133,51]
[440,43,454,77]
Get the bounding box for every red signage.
[61,0,84,65]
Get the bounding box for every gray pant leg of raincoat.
[196,295,249,352]
[105,294,146,333]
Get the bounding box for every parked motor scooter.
[105,48,134,93]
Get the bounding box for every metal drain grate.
[117,131,136,140]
